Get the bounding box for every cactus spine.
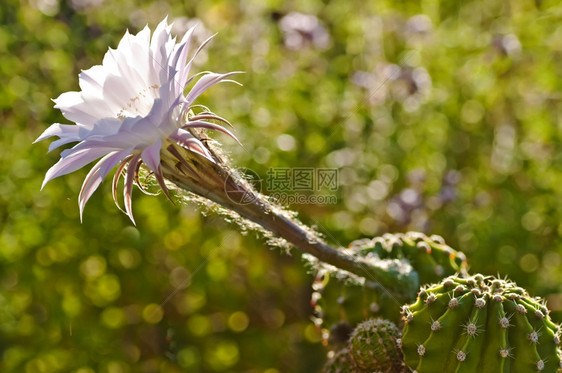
[401,275,562,372]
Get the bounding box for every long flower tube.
[159,141,418,302]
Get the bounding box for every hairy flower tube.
[35,18,240,223]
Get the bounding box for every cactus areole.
[401,275,562,372]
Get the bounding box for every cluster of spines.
[401,275,562,372]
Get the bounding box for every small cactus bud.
[348,318,404,373]
[321,348,354,373]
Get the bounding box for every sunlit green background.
[2,0,562,372]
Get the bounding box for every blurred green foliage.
[1,0,562,371]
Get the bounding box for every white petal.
[186,72,241,104]
[78,65,107,96]
[79,148,133,220]
[42,146,117,189]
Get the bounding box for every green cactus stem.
[357,232,468,285]
[348,318,405,372]
[401,274,562,372]
[309,232,467,338]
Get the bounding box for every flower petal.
[186,72,242,104]
[33,123,80,144]
[54,91,118,127]
[141,138,173,203]
[42,146,117,189]
[123,154,142,224]
[79,148,133,221]
[112,156,133,214]
[169,129,213,161]
[78,65,107,96]
[181,33,216,88]
[140,138,162,174]
[182,120,240,144]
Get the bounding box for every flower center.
[117,84,160,120]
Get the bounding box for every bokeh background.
[2,0,562,372]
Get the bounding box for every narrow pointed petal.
[79,152,115,221]
[123,154,142,224]
[169,129,214,161]
[141,139,173,203]
[140,138,162,174]
[42,146,117,189]
[186,72,242,104]
[171,27,195,90]
[112,156,133,214]
[34,123,80,143]
[178,33,216,89]
[188,114,234,128]
[47,137,79,152]
[79,148,134,221]
[182,121,241,145]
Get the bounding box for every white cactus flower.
[35,18,240,223]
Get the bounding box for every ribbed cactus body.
[322,348,355,373]
[348,318,404,372]
[359,232,467,284]
[310,232,468,336]
[322,318,408,373]
[401,275,562,372]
